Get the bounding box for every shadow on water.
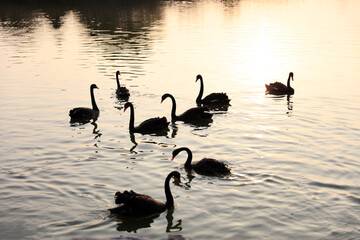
[0,1,161,21]
[0,0,163,32]
[0,0,163,63]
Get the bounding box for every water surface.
[0,0,360,239]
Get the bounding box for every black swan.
[69,84,99,121]
[124,102,169,134]
[115,71,130,98]
[265,72,294,95]
[108,171,181,216]
[196,74,230,105]
[161,93,213,122]
[172,147,231,175]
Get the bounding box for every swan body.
[109,171,181,216]
[172,147,231,175]
[115,71,130,98]
[69,84,99,121]
[265,72,294,95]
[161,93,212,122]
[196,74,230,105]
[124,102,169,134]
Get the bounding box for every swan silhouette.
[196,74,230,105]
[108,171,181,216]
[161,93,212,122]
[124,102,169,134]
[265,72,294,95]
[69,84,99,122]
[172,147,231,175]
[115,71,130,98]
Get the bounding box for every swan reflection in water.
[114,213,159,233]
[169,120,212,139]
[129,128,171,153]
[265,93,294,114]
[69,116,98,126]
[286,94,293,112]
[69,119,102,140]
[91,121,102,139]
[166,208,182,233]
[113,209,183,233]
[185,117,213,128]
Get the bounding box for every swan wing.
[180,107,213,120]
[136,117,169,133]
[202,93,230,104]
[110,190,166,215]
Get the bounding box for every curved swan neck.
[173,148,193,169]
[90,86,98,111]
[166,94,178,120]
[164,173,174,208]
[184,148,193,169]
[116,71,121,90]
[127,104,135,132]
[196,75,204,104]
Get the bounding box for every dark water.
[0,0,360,239]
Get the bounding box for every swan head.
[91,84,99,89]
[171,147,190,160]
[161,93,172,103]
[172,148,181,160]
[289,72,294,81]
[124,102,132,112]
[169,171,181,183]
[196,74,202,82]
[116,70,121,76]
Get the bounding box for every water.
[0,0,360,239]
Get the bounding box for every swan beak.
[171,155,175,160]
[161,99,164,103]
[124,107,127,112]
[178,177,181,183]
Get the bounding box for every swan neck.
[116,72,121,89]
[165,173,174,208]
[287,75,291,88]
[128,104,135,132]
[169,95,178,120]
[196,77,204,104]
[90,87,98,111]
[184,148,193,169]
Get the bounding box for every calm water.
[1,0,360,239]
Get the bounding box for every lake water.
[0,0,360,239]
